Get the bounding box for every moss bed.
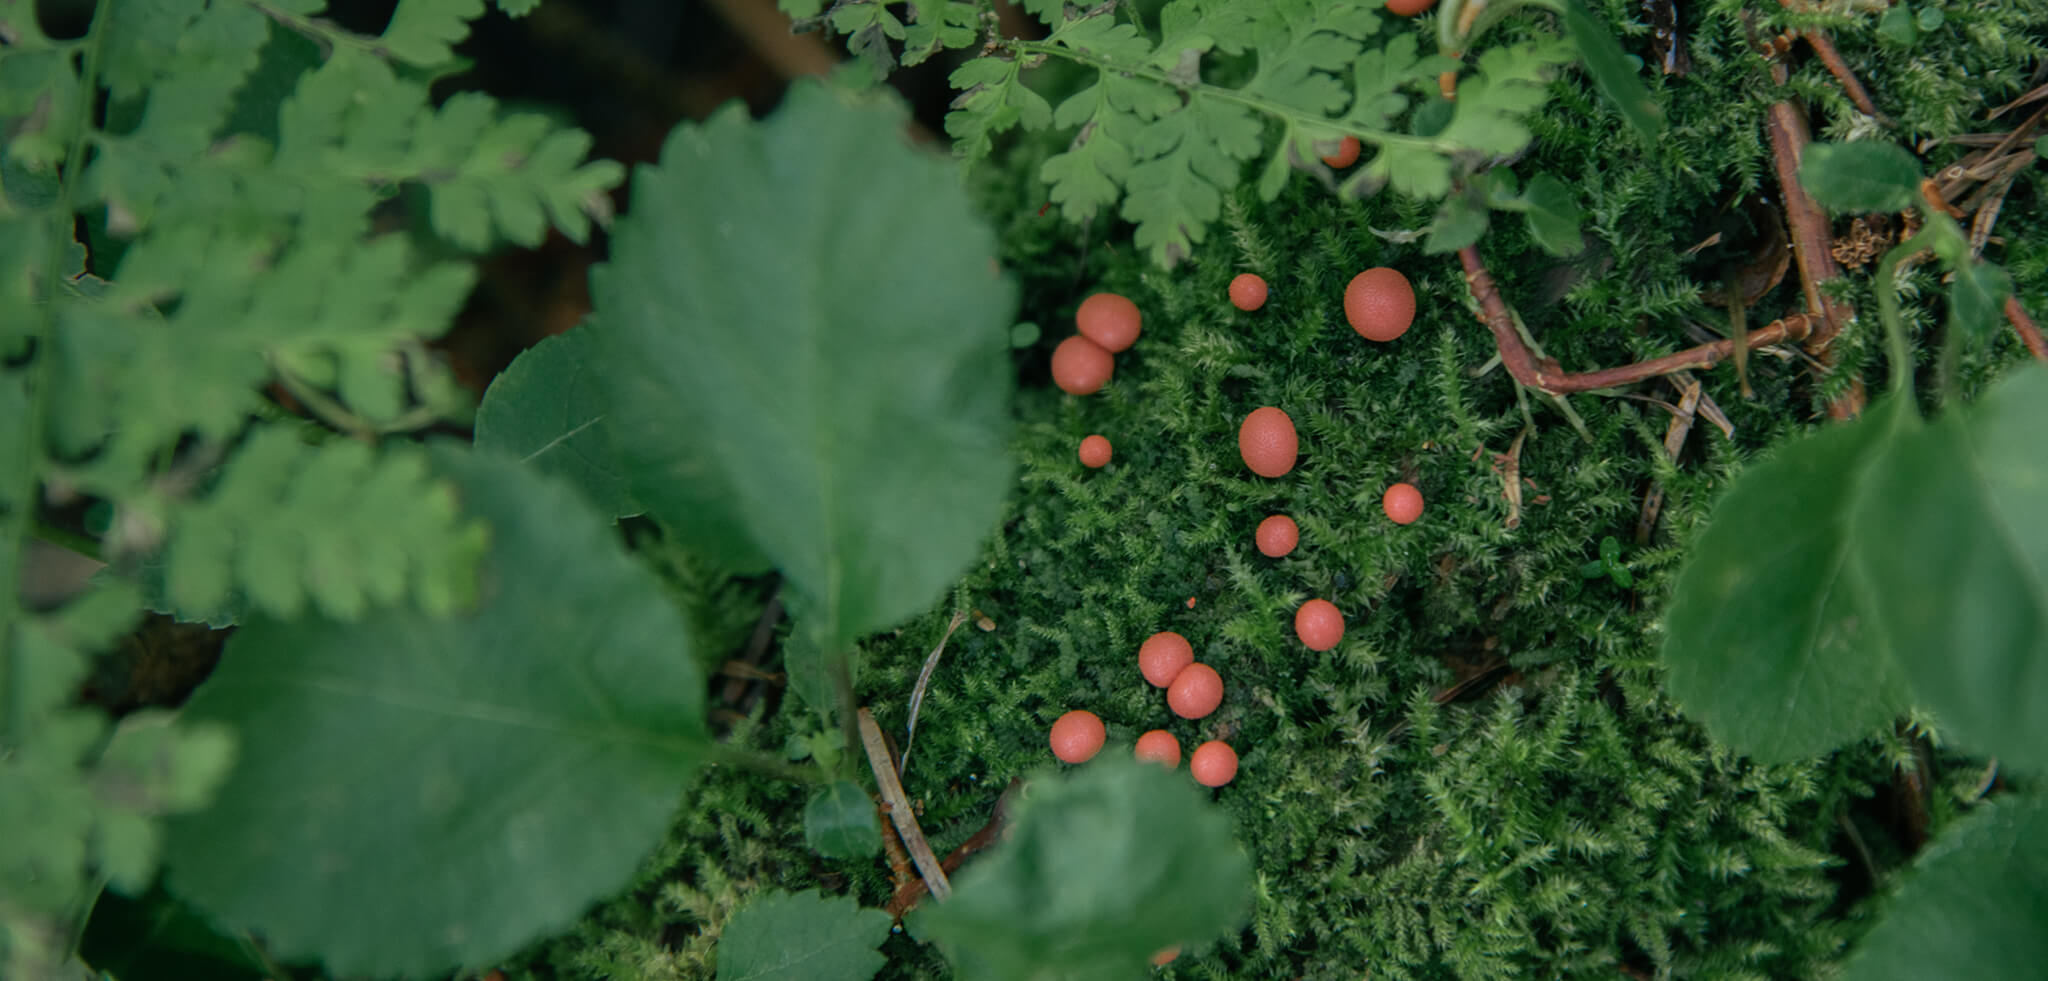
[519,2,2048,978]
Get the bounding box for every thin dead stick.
[719,591,784,706]
[888,777,1023,918]
[857,708,951,901]
[1458,245,1814,395]
[2008,295,2048,363]
[1765,102,1855,353]
[1636,377,1702,544]
[1772,1,1882,119]
[1802,30,1882,119]
[900,609,970,777]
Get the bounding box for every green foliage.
[1797,140,1922,214]
[475,326,641,520]
[1840,792,2048,981]
[0,587,236,979]
[1661,399,1914,764]
[1555,0,1664,138]
[715,889,892,981]
[805,780,882,860]
[157,425,488,624]
[798,0,1601,266]
[590,81,1015,652]
[0,0,624,975]
[1851,366,2048,770]
[915,759,1252,980]
[163,445,712,978]
[1667,139,2048,770]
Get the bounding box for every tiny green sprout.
[1011,321,1042,348]
[1879,5,1918,45]
[1579,535,1634,588]
[786,728,845,772]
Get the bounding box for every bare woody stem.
[1458,245,1814,395]
[2006,295,2048,363]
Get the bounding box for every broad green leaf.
[1560,0,1664,137]
[1947,258,2013,340]
[804,781,881,860]
[1518,172,1585,257]
[917,757,1253,981]
[164,444,711,978]
[1798,141,1922,214]
[1850,365,2048,768]
[475,326,639,519]
[1841,793,2048,981]
[715,889,891,981]
[591,81,1014,650]
[1662,400,1915,763]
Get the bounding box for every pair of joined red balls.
[1052,292,1141,396]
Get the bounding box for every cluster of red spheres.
[1047,628,1239,789]
[1050,262,1436,830]
[1227,265,1427,651]
[1059,292,1148,468]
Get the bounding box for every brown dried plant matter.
[1458,245,1815,396]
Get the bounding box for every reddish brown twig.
[1774,1,1883,119]
[1459,245,1814,395]
[1765,103,1854,350]
[1802,30,1881,119]
[886,777,1023,918]
[2008,295,2048,363]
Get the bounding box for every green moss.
[530,3,2045,978]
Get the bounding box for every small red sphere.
[1344,267,1416,342]
[1051,336,1114,395]
[1255,514,1299,557]
[1078,434,1112,468]
[1139,631,1195,688]
[1238,407,1299,478]
[1049,710,1106,763]
[1386,0,1437,15]
[1190,741,1239,787]
[1135,729,1182,768]
[1295,599,1345,651]
[1166,663,1224,720]
[1383,482,1424,524]
[1228,273,1269,311]
[1320,134,1361,168]
[1075,292,1142,353]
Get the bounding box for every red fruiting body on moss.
[1383,482,1424,524]
[1295,599,1345,651]
[1167,663,1224,719]
[1344,267,1416,342]
[1135,729,1182,768]
[1386,0,1436,15]
[1139,631,1195,688]
[1238,407,1299,477]
[1190,741,1239,787]
[1078,434,1112,468]
[1051,335,1114,394]
[1320,134,1361,168]
[1075,292,1142,353]
[1255,514,1299,557]
[1151,947,1181,967]
[1049,710,1106,763]
[1229,273,1269,311]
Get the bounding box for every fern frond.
[155,425,487,623]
